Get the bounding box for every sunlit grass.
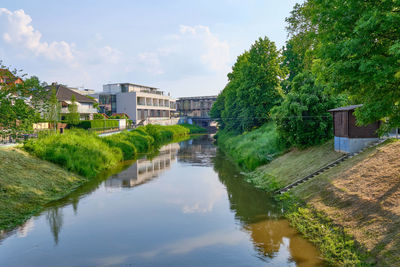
[217,123,287,171]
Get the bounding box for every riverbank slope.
[218,130,400,265]
[0,148,87,231]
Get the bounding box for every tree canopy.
[272,71,344,147]
[304,0,400,132]
[210,37,286,133]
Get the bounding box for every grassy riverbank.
[216,123,287,171]
[0,124,190,232]
[217,124,400,265]
[0,148,88,231]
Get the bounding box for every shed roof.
[46,84,96,103]
[328,104,363,112]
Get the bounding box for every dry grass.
[248,140,344,191]
[292,139,400,266]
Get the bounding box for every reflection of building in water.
[105,143,180,188]
[178,135,216,166]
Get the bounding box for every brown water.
[0,135,323,266]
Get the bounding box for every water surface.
[0,135,323,266]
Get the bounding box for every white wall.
[116,92,137,121]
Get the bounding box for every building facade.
[176,96,217,127]
[98,83,176,124]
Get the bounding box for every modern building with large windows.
[97,83,176,124]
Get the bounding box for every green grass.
[24,129,123,178]
[0,148,88,230]
[285,204,369,266]
[179,123,208,134]
[216,123,287,171]
[247,139,344,192]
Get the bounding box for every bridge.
[176,96,217,128]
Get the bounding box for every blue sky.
[0,0,301,97]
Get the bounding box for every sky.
[0,0,301,97]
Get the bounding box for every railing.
[0,129,57,145]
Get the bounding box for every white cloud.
[178,25,231,73]
[98,46,122,64]
[0,8,75,62]
[136,25,231,76]
[137,52,164,74]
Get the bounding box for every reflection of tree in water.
[213,149,287,258]
[178,135,217,166]
[213,149,282,224]
[46,207,63,245]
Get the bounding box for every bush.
[75,119,119,130]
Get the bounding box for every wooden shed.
[328,104,380,153]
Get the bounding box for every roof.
[46,84,96,103]
[328,104,363,112]
[104,83,159,90]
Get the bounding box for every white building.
[98,83,176,124]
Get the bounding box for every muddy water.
[0,135,323,266]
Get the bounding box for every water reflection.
[105,143,180,188]
[45,207,63,245]
[212,145,323,266]
[178,136,217,166]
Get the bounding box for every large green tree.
[211,37,286,133]
[305,0,400,132]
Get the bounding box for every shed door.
[334,111,348,137]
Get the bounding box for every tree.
[66,95,80,125]
[304,0,400,133]
[272,71,344,147]
[211,37,286,133]
[0,63,44,136]
[281,2,318,94]
[46,88,61,129]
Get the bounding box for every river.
[0,135,323,266]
